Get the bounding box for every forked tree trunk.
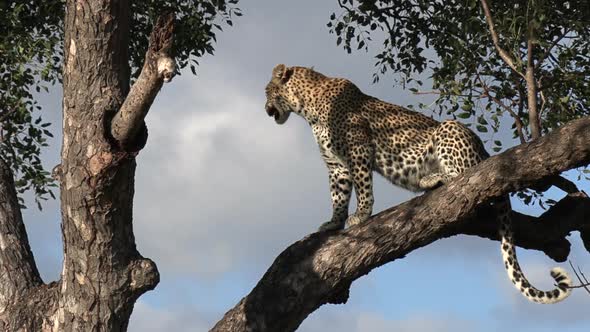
[56,0,158,329]
[0,0,172,330]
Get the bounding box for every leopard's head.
[264,64,295,125]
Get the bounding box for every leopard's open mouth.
[266,106,280,121]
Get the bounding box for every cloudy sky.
[23,1,589,331]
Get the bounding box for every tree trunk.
[0,1,173,330]
[0,159,45,329]
[56,0,157,329]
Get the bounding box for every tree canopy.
[0,0,240,207]
[329,0,589,142]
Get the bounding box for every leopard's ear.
[272,64,293,84]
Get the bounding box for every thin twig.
[476,74,527,144]
[479,0,526,79]
[337,0,352,12]
[568,261,590,294]
[411,90,484,98]
[536,28,570,70]
[580,267,590,284]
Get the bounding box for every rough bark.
[110,13,175,150]
[525,35,541,139]
[57,1,159,329]
[0,1,170,330]
[0,142,60,332]
[454,193,590,261]
[0,159,42,313]
[212,116,590,332]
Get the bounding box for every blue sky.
[22,1,589,331]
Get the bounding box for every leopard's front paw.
[419,174,444,190]
[346,213,369,227]
[318,220,345,232]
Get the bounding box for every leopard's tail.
[498,198,572,304]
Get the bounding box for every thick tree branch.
[0,159,42,313]
[110,13,175,150]
[212,116,590,332]
[529,173,584,196]
[547,175,583,194]
[480,0,525,79]
[456,193,590,262]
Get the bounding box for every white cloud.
[133,60,429,279]
[129,300,213,332]
[134,72,332,277]
[490,260,590,328]
[130,301,477,332]
[300,309,475,332]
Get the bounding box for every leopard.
[263,64,572,304]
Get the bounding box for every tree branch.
[456,193,590,262]
[412,90,484,98]
[0,159,42,313]
[525,32,541,139]
[569,261,590,295]
[212,115,590,332]
[110,13,175,151]
[479,0,525,79]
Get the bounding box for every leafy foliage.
[329,0,589,140]
[0,0,239,207]
[130,0,241,77]
[0,1,63,208]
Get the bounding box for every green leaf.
[461,104,472,111]
[477,116,488,125]
[476,125,488,133]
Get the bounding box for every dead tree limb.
[110,12,176,151]
[212,115,590,332]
